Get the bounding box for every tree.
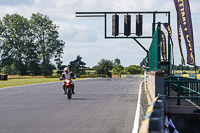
[198,69,200,74]
[93,59,113,77]
[68,55,86,75]
[30,13,65,75]
[0,13,65,75]
[1,64,17,75]
[54,43,64,75]
[0,14,31,75]
[182,70,187,74]
[112,65,124,75]
[124,65,142,74]
[114,58,121,66]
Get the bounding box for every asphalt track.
[0,78,141,133]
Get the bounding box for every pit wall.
[145,71,165,104]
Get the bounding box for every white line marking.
[132,81,144,133]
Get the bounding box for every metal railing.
[139,95,165,133]
[165,76,200,106]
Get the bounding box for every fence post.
[177,78,180,105]
[168,76,171,96]
[164,80,166,95]
[197,82,199,106]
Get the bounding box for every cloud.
[52,0,77,8]
[62,39,146,67]
[111,0,156,11]
[0,0,33,6]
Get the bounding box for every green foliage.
[114,58,121,66]
[1,64,17,75]
[68,55,86,75]
[94,58,142,76]
[30,13,65,75]
[112,65,124,75]
[124,65,142,75]
[0,14,30,75]
[54,47,64,71]
[0,13,65,76]
[198,69,200,74]
[182,70,187,74]
[174,65,199,71]
[93,59,113,77]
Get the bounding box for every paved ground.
[139,82,148,125]
[167,92,200,133]
[0,78,142,133]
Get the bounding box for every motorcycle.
[60,76,75,99]
[64,79,73,99]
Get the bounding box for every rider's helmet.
[64,67,69,73]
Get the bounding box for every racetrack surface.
[0,78,141,133]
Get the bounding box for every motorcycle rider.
[61,67,75,94]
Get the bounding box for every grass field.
[0,78,83,88]
[174,70,196,74]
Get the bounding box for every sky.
[0,0,200,68]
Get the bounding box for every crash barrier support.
[165,76,200,106]
[139,95,166,133]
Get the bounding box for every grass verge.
[0,78,84,88]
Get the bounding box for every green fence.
[165,76,200,106]
[148,23,161,71]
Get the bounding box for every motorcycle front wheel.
[67,88,72,99]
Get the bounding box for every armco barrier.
[181,74,189,77]
[174,74,200,79]
[80,75,107,78]
[139,95,165,133]
[120,75,141,78]
[197,74,200,79]
[80,75,98,78]
[45,75,60,78]
[8,75,45,79]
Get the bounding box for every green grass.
[174,70,196,74]
[0,78,84,88]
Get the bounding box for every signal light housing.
[136,15,143,36]
[112,15,119,36]
[124,15,131,36]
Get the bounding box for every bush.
[198,69,200,74]
[182,70,187,74]
[2,64,17,75]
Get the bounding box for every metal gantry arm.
[76,11,170,51]
[76,11,171,73]
[76,11,170,39]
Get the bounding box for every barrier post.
[177,78,180,105]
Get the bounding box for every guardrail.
[165,76,200,106]
[139,95,165,133]
[120,75,142,78]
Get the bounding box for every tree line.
[0,13,142,77]
[173,64,199,71]
[69,56,143,77]
[0,13,65,75]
